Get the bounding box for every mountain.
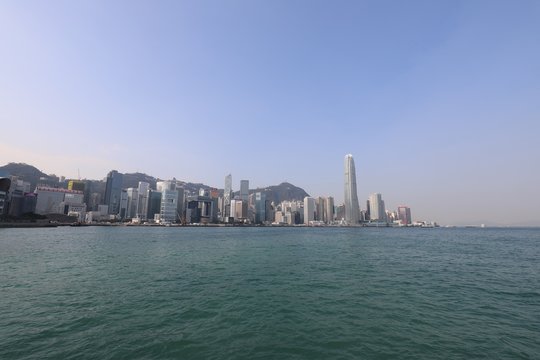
[234,182,310,204]
[0,163,56,189]
[122,172,157,190]
[0,163,311,203]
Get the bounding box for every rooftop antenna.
[78,168,81,180]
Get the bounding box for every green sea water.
[1,226,539,359]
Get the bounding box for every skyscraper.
[240,180,249,201]
[104,170,123,215]
[326,196,335,224]
[224,174,232,218]
[157,181,178,223]
[254,192,266,224]
[369,193,386,222]
[304,197,316,225]
[344,154,360,224]
[136,182,150,220]
[397,206,412,225]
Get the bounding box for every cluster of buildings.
[0,154,417,226]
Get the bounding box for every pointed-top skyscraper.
[224,174,232,218]
[344,154,360,224]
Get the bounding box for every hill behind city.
[0,163,310,203]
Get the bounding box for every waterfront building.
[397,206,412,225]
[136,182,150,220]
[304,197,316,225]
[160,187,178,223]
[254,192,266,224]
[365,200,371,220]
[344,154,361,224]
[12,193,37,217]
[336,204,345,221]
[224,174,232,218]
[147,190,162,221]
[316,197,325,222]
[274,210,284,224]
[230,199,248,221]
[126,188,139,219]
[34,186,84,215]
[266,200,274,223]
[0,177,10,215]
[104,170,123,215]
[369,193,386,222]
[156,180,178,222]
[326,196,335,224]
[176,187,185,221]
[186,192,218,224]
[118,189,127,219]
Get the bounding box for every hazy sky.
[1,1,539,226]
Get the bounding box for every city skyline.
[1,1,539,226]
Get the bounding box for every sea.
[0,226,538,359]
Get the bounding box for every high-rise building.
[147,190,162,221]
[240,180,249,201]
[0,177,11,215]
[126,188,138,219]
[176,187,185,221]
[160,188,178,223]
[344,154,360,224]
[316,197,325,222]
[104,170,123,215]
[136,182,150,220]
[369,193,386,222]
[397,206,412,225]
[254,192,266,224]
[304,197,316,224]
[119,189,128,219]
[326,196,335,224]
[224,174,232,218]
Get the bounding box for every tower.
[224,174,232,218]
[104,170,123,215]
[369,193,386,222]
[240,180,249,201]
[397,205,412,225]
[304,197,316,225]
[344,154,361,224]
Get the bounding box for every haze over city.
[1,1,539,226]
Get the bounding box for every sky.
[1,0,539,226]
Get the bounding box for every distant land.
[0,162,310,204]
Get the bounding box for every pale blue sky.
[1,0,539,225]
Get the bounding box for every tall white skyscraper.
[344,154,361,224]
